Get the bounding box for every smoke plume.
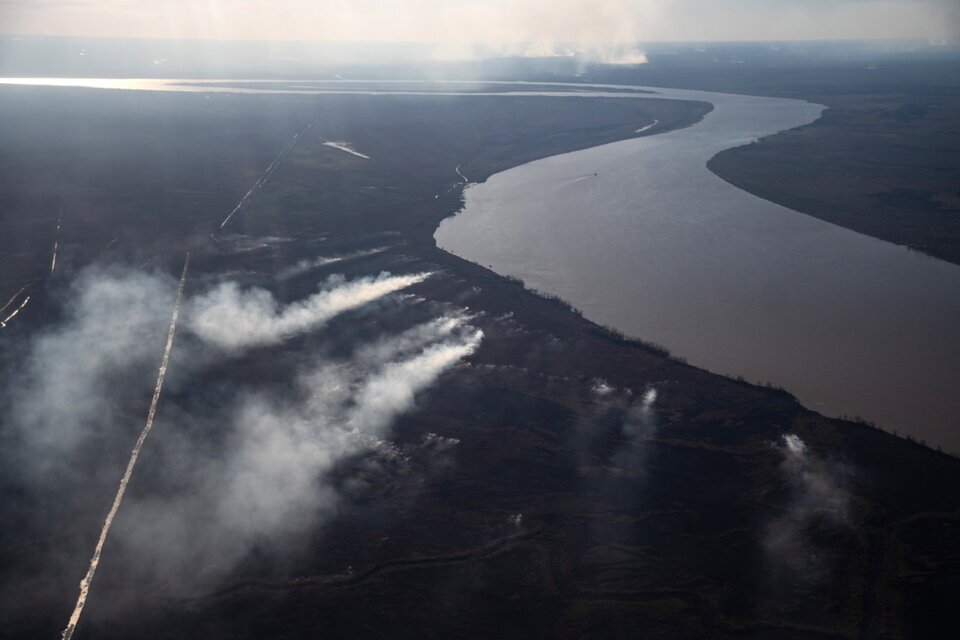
[275,247,388,281]
[575,382,659,472]
[187,271,433,351]
[113,319,482,590]
[763,433,852,584]
[2,262,480,614]
[3,268,175,479]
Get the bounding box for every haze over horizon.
[2,0,959,52]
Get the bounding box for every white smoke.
[421,432,461,452]
[352,313,472,366]
[575,383,659,473]
[642,387,657,407]
[0,266,185,635]
[187,271,433,351]
[275,247,388,281]
[4,268,175,474]
[348,331,482,433]
[620,386,658,441]
[6,1,957,51]
[589,47,648,65]
[778,433,849,518]
[591,378,614,396]
[764,433,851,582]
[111,311,483,591]
[456,38,649,67]
[782,433,807,457]
[2,262,481,605]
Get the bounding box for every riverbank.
[588,60,960,266]
[433,86,960,454]
[1,83,957,638]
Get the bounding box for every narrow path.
[61,254,191,640]
[0,286,27,317]
[50,215,61,277]
[218,124,312,231]
[0,294,30,328]
[201,527,544,600]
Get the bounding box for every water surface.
[436,87,960,453]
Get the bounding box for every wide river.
[3,78,959,451]
[435,86,960,453]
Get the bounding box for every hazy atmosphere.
[1,0,958,638]
[3,0,959,45]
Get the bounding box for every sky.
[1,0,958,45]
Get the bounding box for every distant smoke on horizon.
[3,1,956,54]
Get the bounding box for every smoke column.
[276,247,388,281]
[188,271,433,350]
[61,254,190,640]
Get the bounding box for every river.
[435,86,960,453]
[2,77,958,451]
